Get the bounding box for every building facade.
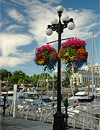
[53,67,67,81]
[53,63,100,86]
[70,70,100,86]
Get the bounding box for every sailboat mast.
[92,31,94,95]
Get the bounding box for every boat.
[68,91,93,105]
[23,91,40,105]
[78,95,94,102]
[1,86,25,99]
[23,90,57,106]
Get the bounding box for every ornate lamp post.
[46,5,75,130]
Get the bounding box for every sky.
[0,0,100,76]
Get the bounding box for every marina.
[0,1,100,130]
[1,85,100,130]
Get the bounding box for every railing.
[68,110,99,129]
[0,97,100,130]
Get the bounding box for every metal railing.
[0,97,100,130]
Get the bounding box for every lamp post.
[46,5,75,130]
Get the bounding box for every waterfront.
[1,116,80,130]
[0,87,100,129]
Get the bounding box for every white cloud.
[10,0,61,6]
[7,8,26,24]
[26,4,100,45]
[5,25,23,32]
[0,33,34,67]
[0,0,100,68]
[43,0,61,4]
[0,53,33,67]
[0,33,33,57]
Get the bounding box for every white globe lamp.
[62,15,69,22]
[46,28,53,36]
[56,5,64,13]
[51,18,58,25]
[68,22,75,30]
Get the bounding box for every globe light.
[46,28,53,36]
[51,18,58,25]
[56,5,64,13]
[46,5,75,130]
[68,22,75,30]
[62,15,69,22]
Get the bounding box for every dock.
[1,116,80,130]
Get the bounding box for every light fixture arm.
[47,17,74,34]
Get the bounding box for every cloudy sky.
[0,0,100,76]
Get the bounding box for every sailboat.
[69,31,100,104]
[78,31,99,103]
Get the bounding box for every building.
[53,63,100,86]
[53,67,67,81]
[70,70,100,86]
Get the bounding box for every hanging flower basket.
[34,44,58,71]
[58,37,88,69]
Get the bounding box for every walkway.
[1,116,80,130]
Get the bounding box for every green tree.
[62,77,70,87]
[0,69,12,81]
[12,70,25,84]
[18,78,23,85]
[32,74,37,83]
[24,75,31,84]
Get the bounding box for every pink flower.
[71,45,75,47]
[74,57,78,61]
[73,49,76,51]
[42,58,45,61]
[38,54,41,58]
[80,56,82,58]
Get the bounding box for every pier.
[1,116,80,130]
[0,97,100,130]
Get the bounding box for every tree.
[0,69,54,86]
[12,70,25,84]
[24,75,31,84]
[62,77,70,87]
[18,78,23,85]
[31,74,38,83]
[0,69,12,81]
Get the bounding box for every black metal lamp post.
[46,5,75,130]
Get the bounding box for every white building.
[70,70,100,86]
[53,63,100,86]
[53,67,67,81]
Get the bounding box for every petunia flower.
[42,58,45,61]
[73,49,76,51]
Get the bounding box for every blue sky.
[0,0,100,76]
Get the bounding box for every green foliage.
[18,78,23,85]
[32,74,39,83]
[62,76,70,87]
[0,69,53,86]
[0,69,8,80]
[24,75,32,84]
[12,70,25,84]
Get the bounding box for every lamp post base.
[53,112,66,130]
